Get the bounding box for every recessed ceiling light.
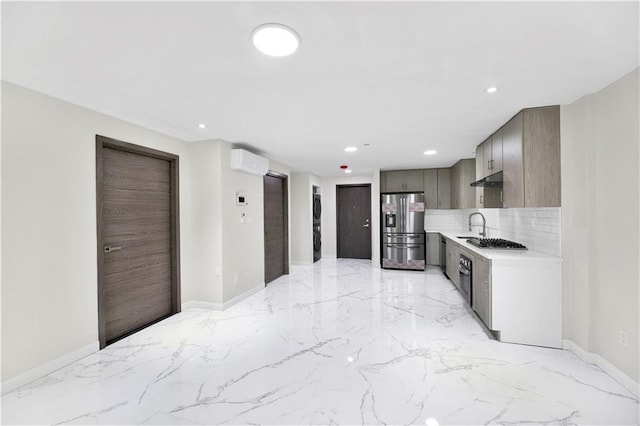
[345,147,357,152]
[424,150,437,155]
[251,23,300,57]
[345,169,352,174]
[198,123,206,129]
[486,86,498,93]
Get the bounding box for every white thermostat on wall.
[236,192,247,206]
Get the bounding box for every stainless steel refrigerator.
[381,193,425,270]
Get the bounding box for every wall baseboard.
[182,282,265,312]
[182,300,223,311]
[1,341,99,395]
[563,339,639,398]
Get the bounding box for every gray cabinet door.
[491,128,503,173]
[459,159,476,209]
[382,170,424,193]
[404,169,425,192]
[450,162,460,209]
[426,233,440,265]
[437,168,451,209]
[445,240,459,288]
[473,255,492,329]
[523,106,561,207]
[423,169,438,210]
[482,139,492,177]
[380,171,388,193]
[383,171,407,193]
[502,112,525,208]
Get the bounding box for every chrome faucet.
[469,212,487,237]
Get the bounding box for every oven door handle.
[386,244,422,249]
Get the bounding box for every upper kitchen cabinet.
[450,159,476,209]
[502,106,561,208]
[380,169,424,193]
[481,138,491,177]
[491,129,503,173]
[522,106,561,207]
[423,168,450,209]
[436,168,451,209]
[479,129,503,178]
[423,169,438,209]
[424,169,451,209]
[502,112,525,208]
[476,105,560,208]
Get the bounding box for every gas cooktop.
[466,238,527,250]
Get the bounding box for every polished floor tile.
[2,259,638,425]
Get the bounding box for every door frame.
[336,183,372,259]
[95,135,181,349]
[263,171,289,283]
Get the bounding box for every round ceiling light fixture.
[486,86,498,94]
[198,123,206,129]
[424,150,437,155]
[251,23,300,57]
[345,169,353,174]
[344,146,358,152]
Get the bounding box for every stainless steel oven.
[459,254,472,305]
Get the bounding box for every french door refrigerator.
[381,192,425,270]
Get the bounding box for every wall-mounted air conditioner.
[230,149,269,176]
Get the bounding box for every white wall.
[184,141,292,306]
[561,68,639,384]
[1,82,191,383]
[1,84,296,386]
[290,172,320,264]
[182,141,223,305]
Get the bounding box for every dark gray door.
[97,136,180,348]
[337,184,371,259]
[264,173,288,284]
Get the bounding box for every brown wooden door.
[337,184,371,259]
[96,136,180,348]
[264,173,288,284]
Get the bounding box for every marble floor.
[2,259,638,425]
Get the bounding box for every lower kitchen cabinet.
[426,232,440,265]
[441,234,562,348]
[445,240,459,288]
[472,256,492,329]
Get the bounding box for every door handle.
[104,245,122,253]
[363,224,369,228]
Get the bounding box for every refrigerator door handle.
[386,244,422,249]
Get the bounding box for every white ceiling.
[3,1,638,177]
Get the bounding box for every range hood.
[470,171,503,188]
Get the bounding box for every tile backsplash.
[499,208,561,257]
[424,207,561,257]
[424,209,499,237]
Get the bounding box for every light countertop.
[437,231,562,262]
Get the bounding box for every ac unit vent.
[230,149,269,176]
